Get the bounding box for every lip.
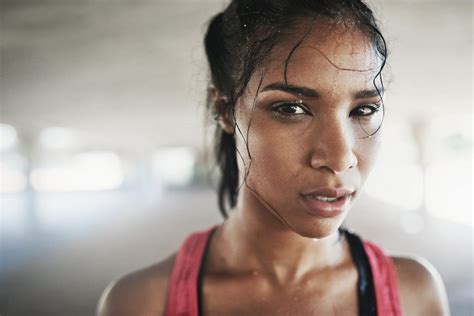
[300,187,355,218]
[302,187,354,198]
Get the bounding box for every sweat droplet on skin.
[331,77,339,97]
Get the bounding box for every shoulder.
[391,255,450,316]
[96,253,177,316]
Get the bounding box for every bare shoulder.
[391,255,450,316]
[96,253,177,316]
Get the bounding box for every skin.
[97,21,450,316]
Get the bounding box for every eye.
[351,103,382,117]
[271,101,309,117]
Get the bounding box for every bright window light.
[426,157,471,225]
[364,117,423,210]
[0,124,18,151]
[0,161,27,193]
[365,162,424,210]
[39,126,78,149]
[153,147,196,187]
[424,114,472,226]
[30,151,124,192]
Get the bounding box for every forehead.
[250,21,381,94]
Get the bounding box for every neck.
[212,187,346,284]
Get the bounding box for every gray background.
[1,0,472,315]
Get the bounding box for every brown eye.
[351,104,381,117]
[271,102,308,116]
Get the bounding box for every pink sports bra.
[165,226,402,316]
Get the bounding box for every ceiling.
[1,0,472,155]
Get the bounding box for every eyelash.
[270,101,382,119]
[350,103,382,117]
[271,101,309,118]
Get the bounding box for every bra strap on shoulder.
[165,226,217,316]
[344,229,378,316]
[363,241,403,316]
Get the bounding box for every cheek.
[235,119,303,187]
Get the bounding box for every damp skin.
[230,21,383,239]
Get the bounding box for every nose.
[309,118,358,174]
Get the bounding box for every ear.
[209,85,234,134]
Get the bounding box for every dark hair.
[204,0,387,218]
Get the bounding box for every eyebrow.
[261,83,320,98]
[261,82,384,99]
[355,89,384,99]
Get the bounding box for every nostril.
[310,151,357,174]
[349,154,358,169]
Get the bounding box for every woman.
[98,0,450,315]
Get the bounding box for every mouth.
[300,189,355,218]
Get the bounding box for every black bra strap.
[343,228,377,316]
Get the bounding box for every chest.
[200,267,359,316]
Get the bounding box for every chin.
[292,216,346,239]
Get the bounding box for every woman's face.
[232,22,383,238]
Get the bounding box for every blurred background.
[0,0,472,315]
